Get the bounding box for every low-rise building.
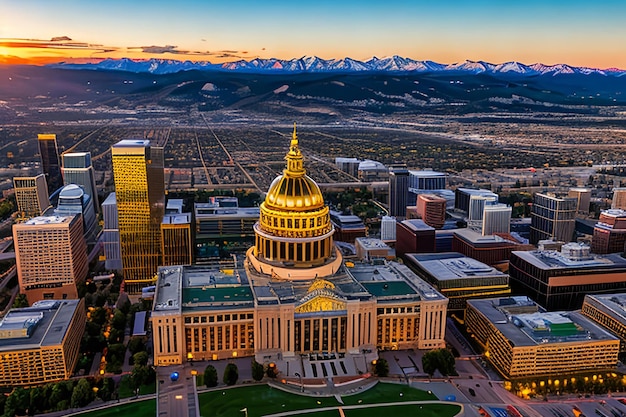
[0,299,85,386]
[395,219,435,258]
[581,293,626,359]
[452,228,533,267]
[404,252,510,311]
[354,237,394,261]
[509,243,626,311]
[466,296,619,379]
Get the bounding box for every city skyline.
[2,0,626,68]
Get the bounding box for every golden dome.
[264,124,324,211]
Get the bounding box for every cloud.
[140,45,184,54]
[0,38,116,52]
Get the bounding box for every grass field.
[77,382,461,417]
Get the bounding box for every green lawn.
[199,383,457,417]
[76,383,460,417]
[73,400,155,417]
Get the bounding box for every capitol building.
[151,127,447,368]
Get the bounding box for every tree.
[49,381,72,411]
[223,363,238,386]
[437,349,456,376]
[204,364,218,388]
[28,386,43,416]
[131,364,155,390]
[4,387,28,417]
[251,360,264,381]
[111,309,127,331]
[98,378,115,402]
[422,352,436,377]
[374,358,389,377]
[71,379,94,408]
[127,336,146,355]
[422,348,456,377]
[132,351,149,367]
[12,293,28,309]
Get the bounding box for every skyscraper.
[482,204,512,236]
[388,164,409,219]
[102,193,122,271]
[416,193,447,229]
[13,174,50,217]
[612,188,626,210]
[112,139,165,293]
[38,134,62,195]
[54,184,98,246]
[62,152,99,214]
[568,187,591,215]
[13,214,88,304]
[530,193,577,244]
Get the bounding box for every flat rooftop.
[468,297,617,347]
[512,250,626,270]
[355,238,391,250]
[405,252,507,281]
[401,219,435,232]
[23,215,73,226]
[113,139,150,148]
[347,261,445,302]
[162,213,191,225]
[584,293,626,324]
[154,264,254,312]
[0,300,81,351]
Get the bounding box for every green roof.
[183,286,253,304]
[361,281,416,298]
[549,322,579,337]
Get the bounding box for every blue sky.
[2,0,626,67]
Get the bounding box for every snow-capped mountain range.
[50,56,626,77]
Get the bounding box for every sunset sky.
[2,0,626,68]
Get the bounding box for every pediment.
[295,291,346,313]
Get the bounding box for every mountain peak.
[47,56,624,77]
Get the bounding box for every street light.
[295,372,303,392]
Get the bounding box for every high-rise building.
[529,193,577,244]
[388,164,409,219]
[54,184,98,246]
[416,194,446,229]
[612,188,626,210]
[509,243,626,311]
[112,139,165,293]
[568,187,591,215]
[13,174,50,217]
[466,296,619,379]
[591,209,626,254]
[62,152,99,214]
[38,134,63,195]
[467,195,497,227]
[335,157,360,178]
[161,212,193,266]
[13,214,88,304]
[482,204,512,236]
[408,170,446,192]
[102,193,122,271]
[454,188,498,214]
[380,215,396,242]
[0,299,85,387]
